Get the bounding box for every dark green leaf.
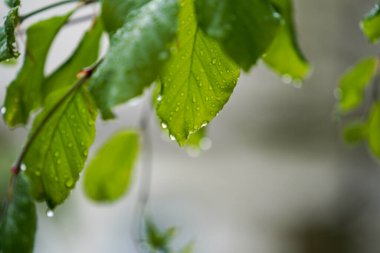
[24,86,97,209]
[368,103,380,157]
[84,130,140,203]
[263,0,310,80]
[343,122,367,145]
[196,0,281,71]
[101,0,149,34]
[43,18,103,101]
[361,4,380,43]
[5,0,20,8]
[146,219,176,252]
[0,7,20,62]
[3,12,73,127]
[0,174,37,253]
[156,0,240,145]
[338,57,378,113]
[90,0,179,119]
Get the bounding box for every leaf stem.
[19,0,99,23]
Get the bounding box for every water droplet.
[1,107,6,115]
[68,143,73,148]
[175,107,179,112]
[169,134,176,141]
[281,74,293,84]
[200,137,212,151]
[161,122,167,129]
[65,179,74,189]
[20,163,26,172]
[54,152,59,157]
[211,58,217,65]
[46,209,54,218]
[201,122,208,128]
[56,159,61,164]
[157,95,163,102]
[292,79,303,88]
[158,51,169,61]
[83,150,88,157]
[186,148,200,158]
[180,92,184,97]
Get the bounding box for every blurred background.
[1,0,380,252]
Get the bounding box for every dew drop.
[292,79,303,88]
[157,95,163,102]
[281,74,293,84]
[1,107,6,115]
[200,137,212,151]
[65,179,74,189]
[46,209,54,218]
[211,58,217,65]
[158,51,169,61]
[20,163,27,172]
[169,134,176,141]
[54,152,59,157]
[201,122,208,128]
[161,122,167,129]
[186,148,200,158]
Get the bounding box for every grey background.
[1,0,380,252]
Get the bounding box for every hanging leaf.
[195,0,281,71]
[342,122,367,145]
[338,57,378,113]
[84,130,140,203]
[368,103,380,157]
[3,12,73,127]
[361,3,380,43]
[0,174,37,253]
[156,0,240,145]
[24,86,97,209]
[42,18,103,101]
[90,0,179,119]
[0,7,20,62]
[263,0,310,80]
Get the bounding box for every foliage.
[0,0,310,251]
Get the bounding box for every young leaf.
[101,0,149,34]
[0,174,37,253]
[338,57,378,113]
[145,219,177,252]
[195,0,281,71]
[156,0,240,145]
[361,3,380,43]
[263,0,310,80]
[3,12,73,127]
[342,122,367,145]
[84,130,140,203]
[368,103,380,157]
[0,7,20,62]
[42,18,103,101]
[24,86,97,209]
[90,0,179,119]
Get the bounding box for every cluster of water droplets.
[281,74,303,88]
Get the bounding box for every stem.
[20,0,99,22]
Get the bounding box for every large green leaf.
[24,86,97,209]
[101,0,149,34]
[156,0,240,145]
[361,3,380,43]
[195,0,281,71]
[3,13,72,127]
[263,0,310,80]
[84,130,140,202]
[368,103,380,157]
[0,174,37,253]
[0,7,20,62]
[338,57,378,113]
[42,18,103,101]
[90,0,179,119]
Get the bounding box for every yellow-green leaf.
[361,3,380,43]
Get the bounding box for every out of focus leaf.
[196,0,281,71]
[361,3,380,43]
[0,7,20,62]
[42,18,103,101]
[84,130,140,202]
[24,86,97,209]
[90,0,179,119]
[146,219,176,252]
[5,0,20,8]
[0,174,37,253]
[343,122,367,145]
[3,12,72,127]
[368,103,380,157]
[263,0,310,80]
[338,57,378,113]
[156,0,240,145]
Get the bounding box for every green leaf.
[368,103,380,157]
[263,0,310,80]
[43,18,103,101]
[101,0,149,34]
[361,4,380,43]
[342,122,367,145]
[5,0,20,8]
[338,57,378,113]
[195,0,281,71]
[83,130,140,203]
[3,12,73,127]
[156,0,240,145]
[146,219,176,252]
[0,174,37,253]
[24,86,97,209]
[0,7,20,62]
[90,0,179,119]
[185,127,206,149]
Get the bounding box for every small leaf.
[342,122,367,145]
[146,219,176,252]
[338,57,378,113]
[361,3,380,43]
[3,12,73,127]
[0,7,20,62]
[368,103,380,157]
[101,0,149,34]
[156,0,240,145]
[196,0,281,71]
[263,0,310,80]
[90,0,179,119]
[0,174,37,253]
[5,0,20,8]
[43,18,103,101]
[84,130,140,203]
[24,86,97,209]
